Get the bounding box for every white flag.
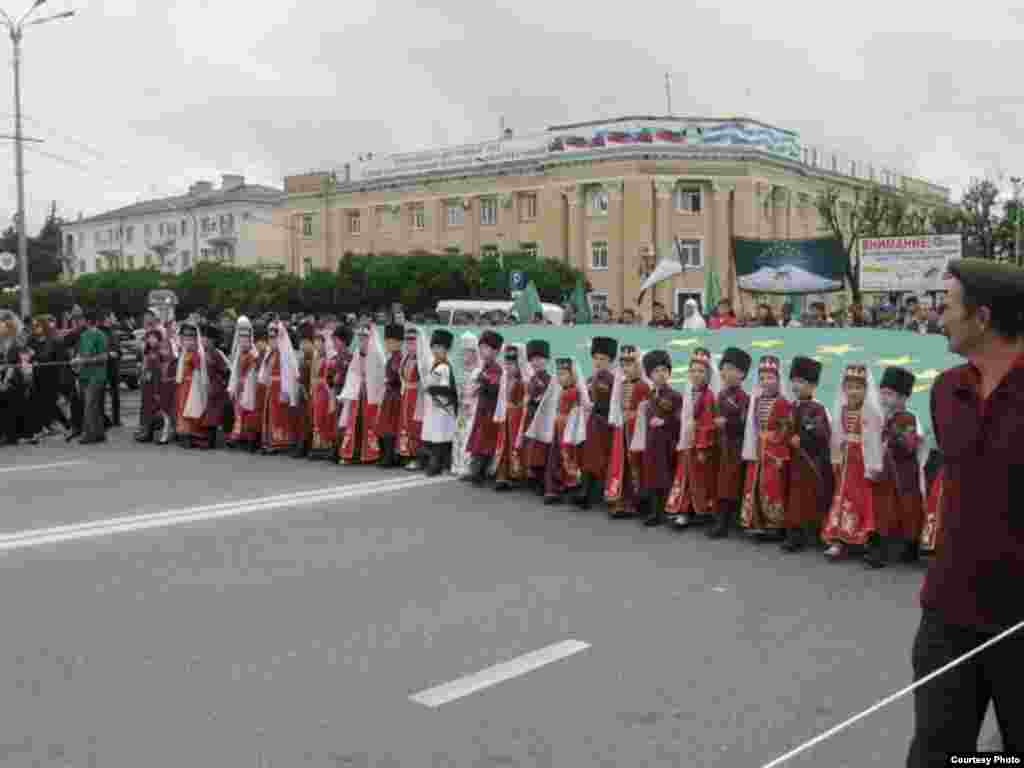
[637,258,683,301]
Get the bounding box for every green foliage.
[19,250,588,319]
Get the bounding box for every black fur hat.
[479,330,504,350]
[789,356,822,385]
[880,366,915,397]
[526,340,550,360]
[384,324,405,341]
[333,325,353,346]
[590,336,618,360]
[430,329,454,349]
[720,347,751,375]
[643,350,671,376]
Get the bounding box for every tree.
[958,178,1000,259]
[0,202,64,290]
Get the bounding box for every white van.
[435,300,564,326]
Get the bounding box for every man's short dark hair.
[958,283,1024,340]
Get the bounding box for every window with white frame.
[481,245,500,261]
[181,251,191,270]
[126,254,135,269]
[411,204,425,230]
[675,238,703,268]
[125,225,134,244]
[144,253,152,268]
[446,202,464,227]
[673,186,702,213]
[590,187,609,216]
[348,211,361,234]
[588,291,609,316]
[302,214,314,237]
[79,259,86,274]
[480,197,497,226]
[521,193,538,221]
[520,242,538,259]
[201,248,212,262]
[590,240,609,270]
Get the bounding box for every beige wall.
[282,157,932,319]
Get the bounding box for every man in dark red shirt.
[708,298,739,329]
[907,258,1024,766]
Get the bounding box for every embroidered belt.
[846,434,862,443]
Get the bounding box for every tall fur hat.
[526,340,550,360]
[643,350,671,376]
[590,336,618,360]
[479,330,504,350]
[880,366,915,397]
[789,355,822,384]
[720,347,751,375]
[430,329,454,349]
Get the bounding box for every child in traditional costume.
[465,330,504,485]
[418,327,458,476]
[452,331,480,477]
[821,363,885,566]
[540,358,584,505]
[520,340,552,495]
[375,323,406,468]
[175,322,208,449]
[225,317,261,452]
[781,356,834,552]
[605,345,651,518]
[398,328,424,471]
[706,347,751,538]
[667,347,722,528]
[330,324,354,462]
[874,366,928,564]
[308,328,339,460]
[337,325,385,464]
[740,355,794,539]
[631,350,683,527]
[493,343,529,491]
[573,337,617,510]
[136,328,168,443]
[258,321,300,455]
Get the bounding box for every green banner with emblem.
[733,237,848,295]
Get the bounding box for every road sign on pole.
[509,271,526,291]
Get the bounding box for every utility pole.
[2,2,76,318]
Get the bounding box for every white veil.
[829,365,883,475]
[176,325,209,419]
[565,358,591,446]
[228,316,256,411]
[741,359,794,462]
[524,363,561,445]
[494,343,528,424]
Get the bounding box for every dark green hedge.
[0,251,587,318]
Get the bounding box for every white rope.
[760,617,1024,767]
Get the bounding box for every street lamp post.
[1011,177,1022,268]
[1,1,76,319]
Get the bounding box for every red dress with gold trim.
[740,395,793,531]
[667,386,719,516]
[605,377,651,510]
[543,386,581,496]
[397,353,422,459]
[873,410,925,541]
[261,350,297,451]
[310,352,337,456]
[821,407,877,545]
[175,351,204,439]
[494,375,527,483]
[228,349,261,444]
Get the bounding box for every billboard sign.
[859,235,961,293]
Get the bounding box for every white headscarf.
[257,321,300,406]
[494,343,529,424]
[564,358,591,446]
[741,359,794,462]
[681,298,707,330]
[830,364,884,476]
[176,325,209,419]
[524,361,562,445]
[228,316,256,411]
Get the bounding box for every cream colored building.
[280,117,949,318]
[62,175,286,279]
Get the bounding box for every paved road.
[0,392,1003,767]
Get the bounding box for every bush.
[22,251,588,320]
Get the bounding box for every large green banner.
[431,326,959,443]
[733,237,849,295]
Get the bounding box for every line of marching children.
[136,315,942,566]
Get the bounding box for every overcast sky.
[2,0,1021,231]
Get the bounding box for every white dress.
[421,362,457,445]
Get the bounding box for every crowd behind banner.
[0,301,948,571]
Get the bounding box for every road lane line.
[0,475,454,552]
[0,460,88,474]
[409,640,591,708]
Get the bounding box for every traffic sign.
[509,271,527,291]
[0,252,15,271]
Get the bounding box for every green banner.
[733,237,848,295]
[428,325,958,443]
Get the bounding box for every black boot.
[864,533,886,568]
[442,443,453,473]
[206,428,218,450]
[470,455,488,485]
[781,527,807,552]
[424,443,441,476]
[707,501,731,538]
[900,539,920,563]
[644,493,665,526]
[572,473,593,509]
[378,436,394,468]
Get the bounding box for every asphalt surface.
[0,389,1004,767]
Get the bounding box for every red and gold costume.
[309,344,338,457]
[522,370,552,483]
[493,363,527,486]
[822,405,877,546]
[666,354,720,518]
[175,345,205,440]
[397,344,422,461]
[228,346,261,446]
[260,347,297,452]
[740,356,794,532]
[873,409,925,542]
[605,359,651,515]
[543,375,581,499]
[338,350,382,464]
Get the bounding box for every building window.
[124,225,134,244]
[77,233,83,248]
[107,228,114,243]
[201,248,212,262]
[95,257,103,272]
[181,252,191,270]
[481,245,500,261]
[181,220,188,236]
[79,259,86,274]
[446,203,464,228]
[348,212,361,234]
[126,254,135,270]
[144,223,151,240]
[480,198,497,226]
[589,187,609,216]
[144,253,152,268]
[588,291,609,316]
[302,214,313,237]
[521,193,538,221]
[93,231,101,246]
[521,242,538,259]
[590,240,609,270]
[673,186,702,213]
[675,238,703,268]
[225,249,235,265]
[411,204,425,230]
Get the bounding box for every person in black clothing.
[0,310,24,445]
[100,316,121,428]
[28,315,70,433]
